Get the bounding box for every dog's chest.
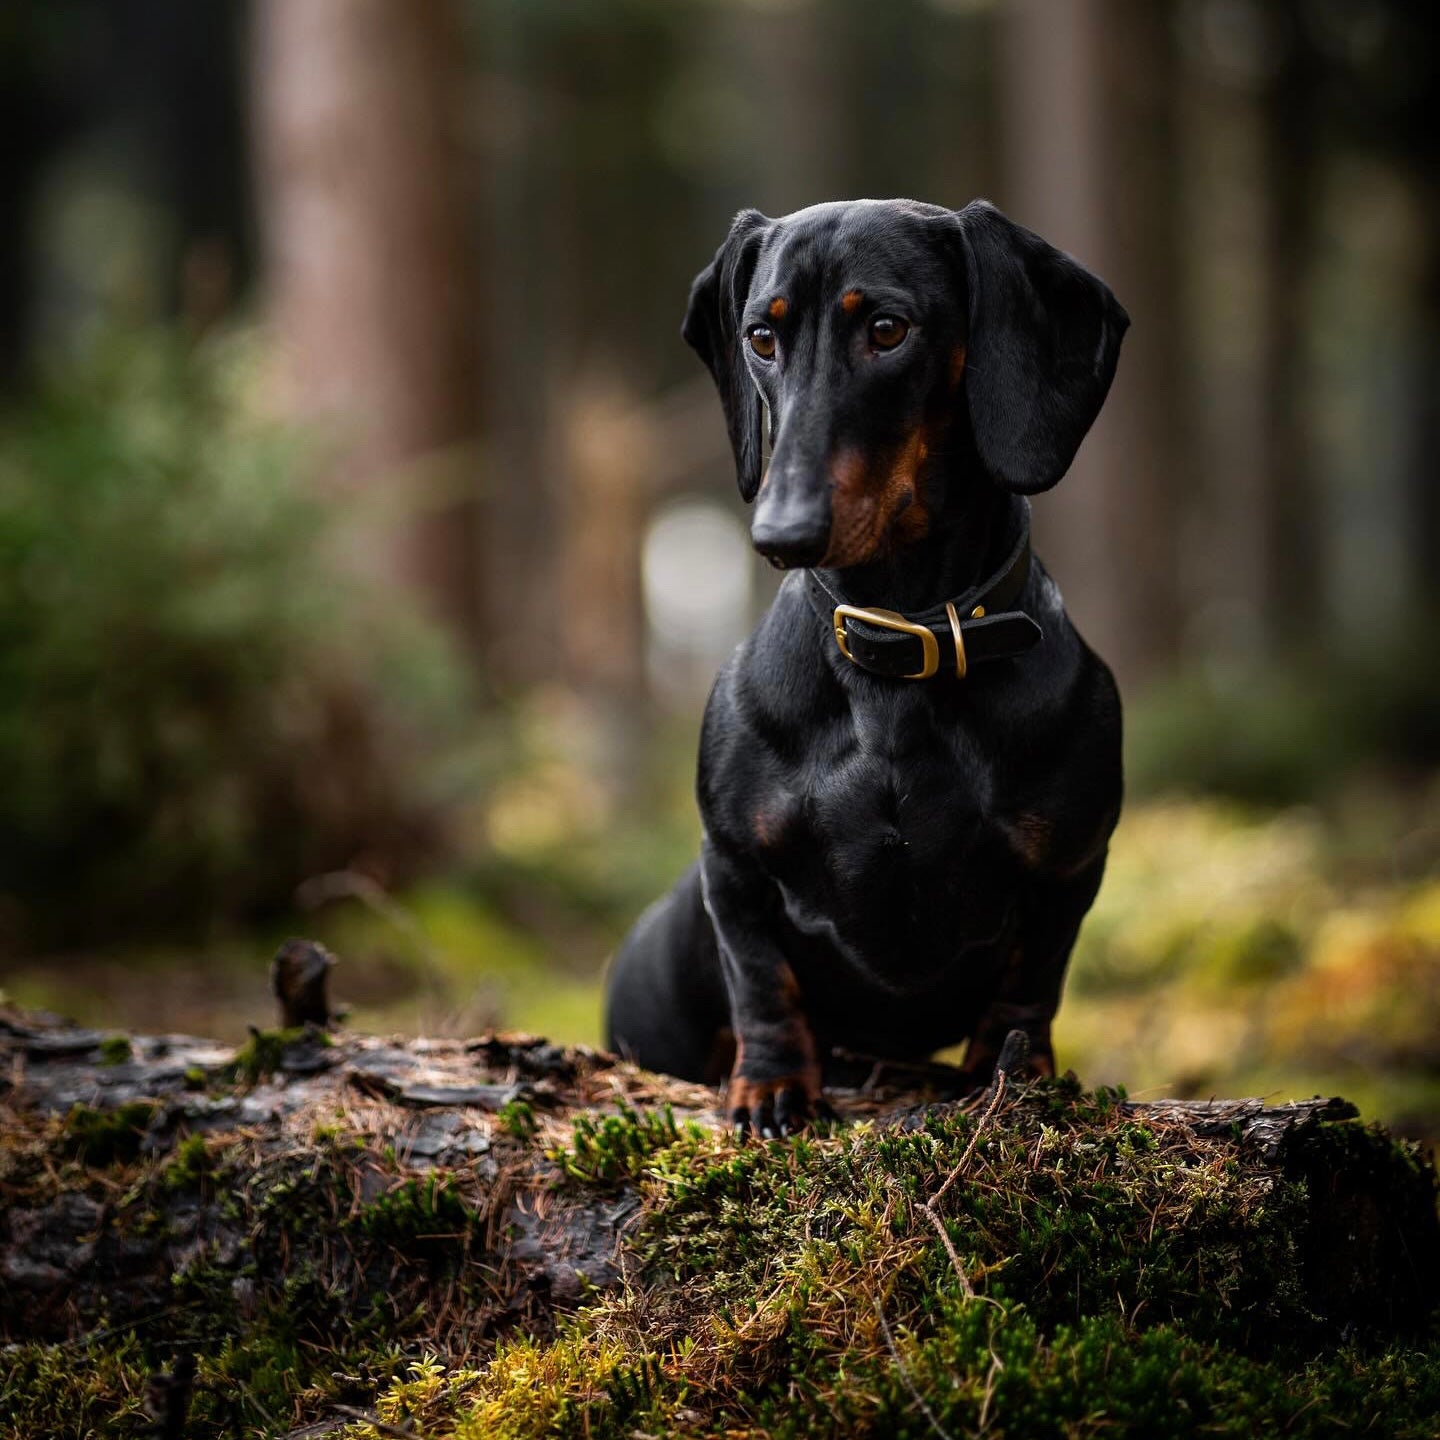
[816,710,992,866]
[761,694,1019,962]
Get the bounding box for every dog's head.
[683,199,1129,570]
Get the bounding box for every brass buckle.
[833,605,940,680]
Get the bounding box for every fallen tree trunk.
[2,997,1437,1439]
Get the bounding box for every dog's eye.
[869,316,909,351]
[748,325,777,360]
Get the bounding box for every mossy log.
[2,1001,1437,1439]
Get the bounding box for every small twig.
[330,1406,418,1438]
[240,1381,277,1427]
[915,1191,977,1300]
[905,1059,1015,1300]
[54,1302,201,1351]
[933,1068,1007,1211]
[874,1299,957,1440]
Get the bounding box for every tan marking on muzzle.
[820,430,933,568]
[821,448,879,568]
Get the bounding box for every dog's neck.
[814,483,1025,615]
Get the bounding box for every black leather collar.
[804,503,1042,681]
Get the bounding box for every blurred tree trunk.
[1257,12,1322,645]
[729,0,845,211]
[476,8,566,690]
[1418,174,1440,613]
[1174,23,1271,670]
[1172,3,1324,665]
[251,0,482,649]
[551,376,655,798]
[480,7,691,704]
[1000,0,1185,689]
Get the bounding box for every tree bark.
[3,1001,1435,1358]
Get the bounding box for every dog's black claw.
[755,1094,779,1139]
[731,1106,752,1140]
[774,1083,814,1136]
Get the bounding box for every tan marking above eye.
[841,289,864,314]
[748,325,777,360]
[869,316,909,350]
[767,296,789,320]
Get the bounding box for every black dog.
[605,199,1128,1136]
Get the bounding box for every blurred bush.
[1126,647,1440,805]
[1057,793,1440,1144]
[0,329,478,949]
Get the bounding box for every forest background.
[1,0,1437,1145]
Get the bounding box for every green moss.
[639,1093,1313,1347]
[60,1100,159,1166]
[549,1102,698,1185]
[0,1334,152,1439]
[342,1082,1439,1440]
[228,1025,330,1085]
[158,1133,217,1192]
[348,1175,479,1254]
[346,1300,1440,1440]
[844,1308,1440,1440]
[11,1078,1438,1439]
[1,1115,499,1438]
[97,1033,133,1065]
[497,1097,538,1141]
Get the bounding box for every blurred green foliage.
[0,329,477,948]
[1127,648,1440,805]
[1057,792,1440,1142]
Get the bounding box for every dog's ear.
[682,209,770,502]
[951,200,1129,495]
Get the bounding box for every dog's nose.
[751,520,828,570]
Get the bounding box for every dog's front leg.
[961,861,1107,1088]
[700,837,830,1138]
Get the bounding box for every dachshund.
[605,199,1128,1137]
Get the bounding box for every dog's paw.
[727,1071,836,1140]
